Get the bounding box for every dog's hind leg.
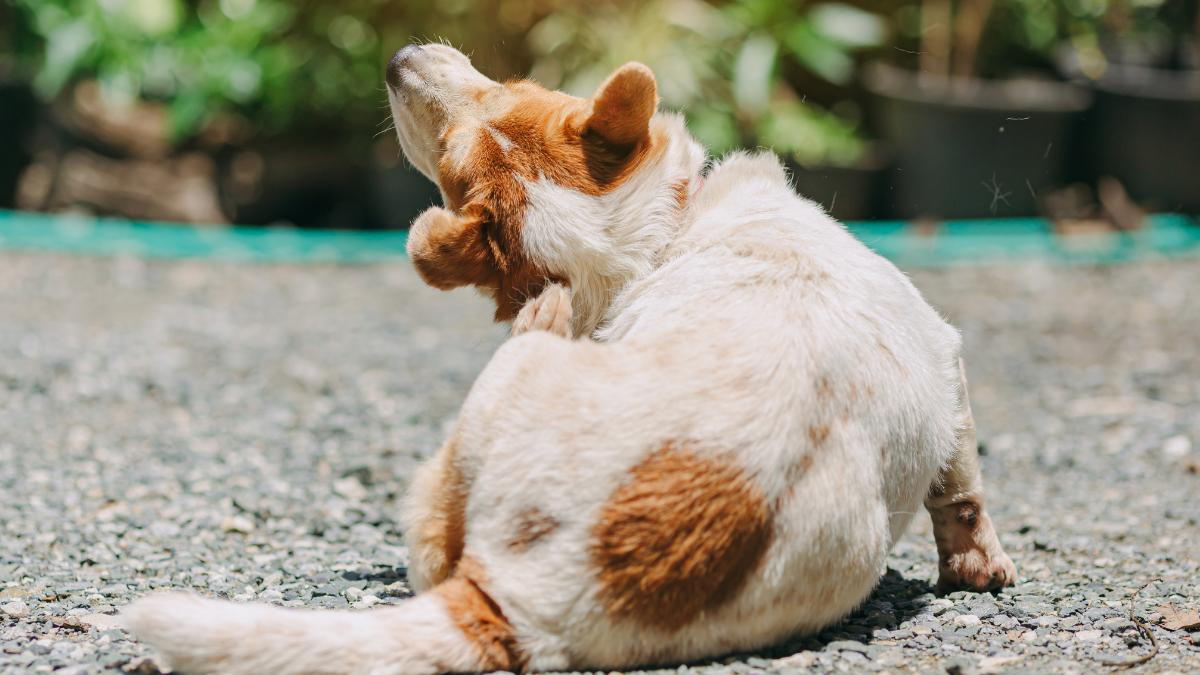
[924,358,1017,594]
[511,283,573,338]
[402,436,468,592]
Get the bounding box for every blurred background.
[1,0,1198,229]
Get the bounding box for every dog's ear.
[587,62,658,147]
[407,206,497,290]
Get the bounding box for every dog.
[124,44,1016,673]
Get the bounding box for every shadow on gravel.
[672,568,938,669]
[333,566,939,669]
[746,568,934,655]
[340,567,409,584]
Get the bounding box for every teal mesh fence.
[1,209,1197,266]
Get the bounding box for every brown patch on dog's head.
[403,61,662,320]
[590,442,773,632]
[506,506,560,552]
[436,556,527,670]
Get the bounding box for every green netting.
[1,209,1197,266]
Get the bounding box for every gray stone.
[1,600,30,618]
[2,252,1199,674]
[824,640,870,654]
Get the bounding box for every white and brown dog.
[125,45,1016,673]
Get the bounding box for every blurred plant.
[725,0,887,87]
[1053,0,1200,74]
[528,0,883,167]
[10,0,370,138]
[890,0,1198,80]
[5,0,549,141]
[985,0,1196,76]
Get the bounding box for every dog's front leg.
[924,358,1017,594]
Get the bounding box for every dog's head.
[386,44,700,323]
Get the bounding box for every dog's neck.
[547,114,707,337]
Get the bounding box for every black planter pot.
[367,138,442,230]
[218,141,372,229]
[1080,65,1200,214]
[0,76,37,208]
[865,63,1092,220]
[787,151,886,221]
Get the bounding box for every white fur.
[486,125,514,152]
[521,112,706,335]
[123,592,481,674]
[125,46,982,673]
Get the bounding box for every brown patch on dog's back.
[793,453,815,478]
[437,556,526,670]
[815,376,834,401]
[506,506,560,552]
[876,338,900,367]
[590,442,773,632]
[808,424,830,447]
[775,453,815,508]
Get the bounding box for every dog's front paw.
[512,283,573,338]
[932,502,1017,594]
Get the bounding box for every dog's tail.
[122,575,524,675]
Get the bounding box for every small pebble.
[1,600,29,618]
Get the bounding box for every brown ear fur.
[407,207,496,290]
[588,62,658,147]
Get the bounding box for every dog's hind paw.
[512,283,573,338]
[932,501,1017,595]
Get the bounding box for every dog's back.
[428,152,964,667]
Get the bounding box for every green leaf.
[757,100,865,167]
[123,0,184,37]
[783,20,854,84]
[687,105,741,155]
[35,18,94,96]
[168,89,209,139]
[808,3,886,49]
[733,32,778,117]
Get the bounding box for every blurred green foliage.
[14,0,316,136]
[992,0,1191,76]
[3,0,544,139]
[527,0,881,166]
[2,0,1195,147]
[887,0,1193,78]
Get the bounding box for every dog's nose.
[386,45,421,90]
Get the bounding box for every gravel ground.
[1,250,1198,674]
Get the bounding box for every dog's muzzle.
[386,45,423,91]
